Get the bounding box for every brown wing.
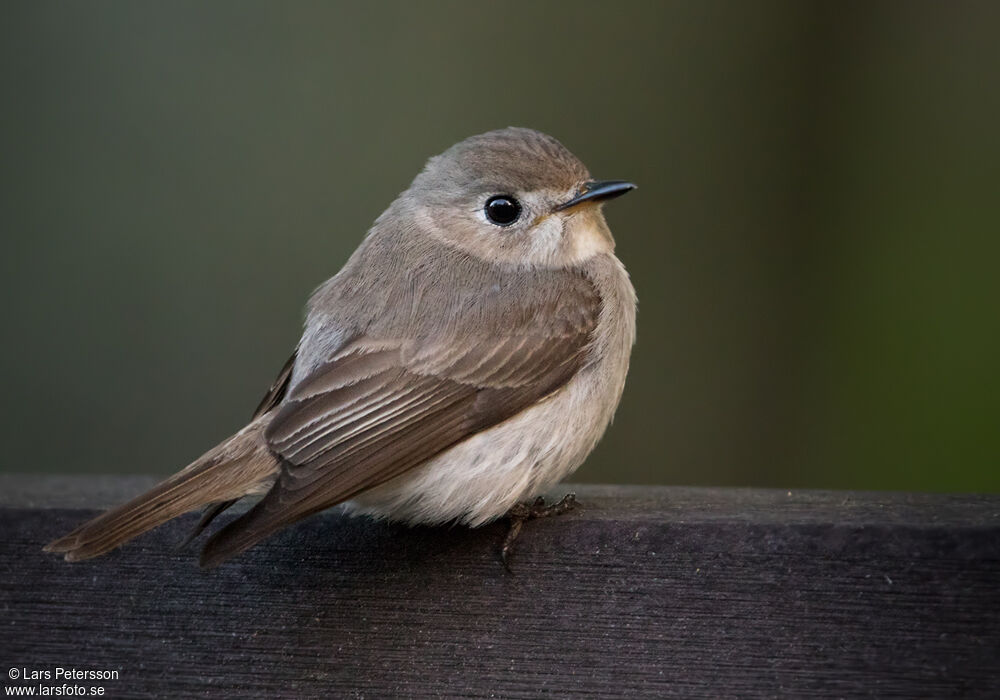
[252,349,298,419]
[199,284,600,567]
[180,349,300,547]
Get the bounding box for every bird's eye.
[484,195,522,226]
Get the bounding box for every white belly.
[343,361,623,526]
[344,252,636,526]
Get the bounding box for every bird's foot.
[500,493,577,571]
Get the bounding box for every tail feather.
[45,419,278,562]
[174,498,239,552]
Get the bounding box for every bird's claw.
[500,493,578,571]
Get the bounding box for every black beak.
[554,180,637,212]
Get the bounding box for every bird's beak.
[554,180,637,212]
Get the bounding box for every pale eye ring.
[484,195,522,226]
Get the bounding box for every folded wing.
[200,272,601,566]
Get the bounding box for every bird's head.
[400,127,635,267]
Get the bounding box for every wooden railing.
[2,475,998,698]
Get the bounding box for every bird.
[45,127,637,568]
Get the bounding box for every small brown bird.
[46,127,637,567]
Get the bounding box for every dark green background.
[3,2,997,491]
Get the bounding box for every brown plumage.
[201,269,599,566]
[46,127,637,567]
[43,418,278,561]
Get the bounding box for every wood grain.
[1,475,998,698]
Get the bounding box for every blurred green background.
[2,1,997,492]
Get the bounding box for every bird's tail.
[44,417,279,562]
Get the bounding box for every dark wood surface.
[2,475,998,698]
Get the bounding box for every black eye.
[484,195,522,226]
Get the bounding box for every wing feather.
[200,266,601,566]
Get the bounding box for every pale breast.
[343,252,636,526]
